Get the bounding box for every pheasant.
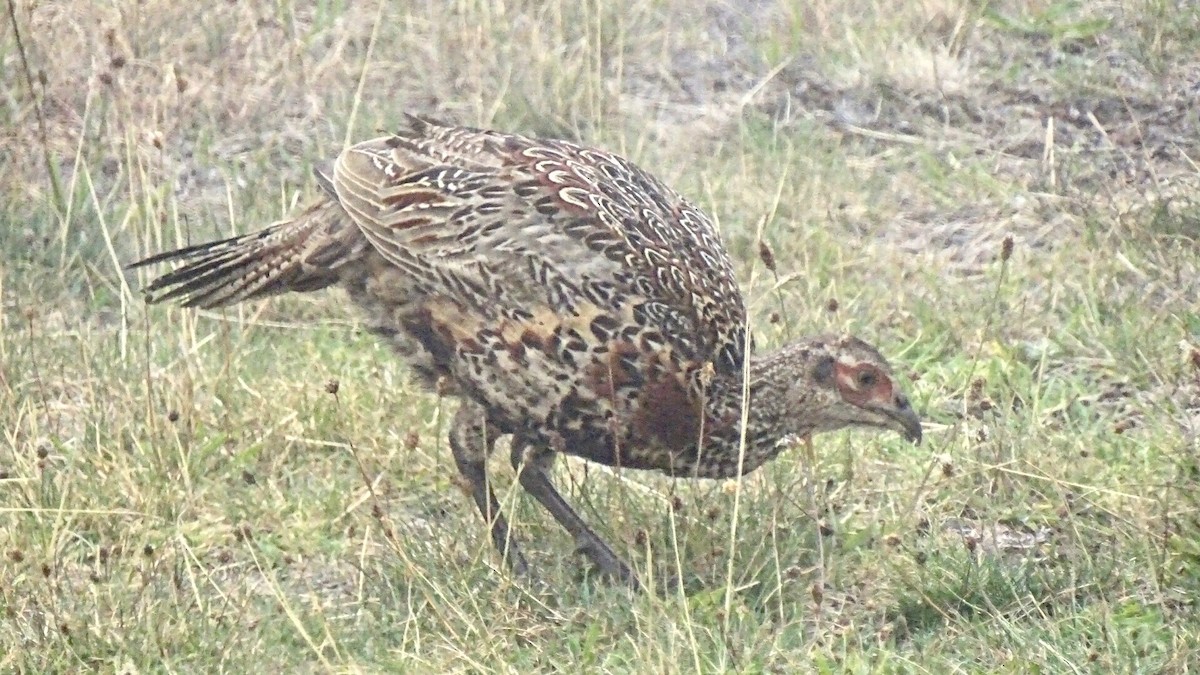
[129,115,922,589]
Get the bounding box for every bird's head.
[764,334,922,444]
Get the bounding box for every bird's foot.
[500,543,532,579]
[574,537,640,591]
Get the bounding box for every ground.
[2,0,1199,671]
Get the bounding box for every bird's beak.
[888,405,923,444]
[871,395,922,444]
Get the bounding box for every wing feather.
[328,118,749,369]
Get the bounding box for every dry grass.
[2,0,1199,671]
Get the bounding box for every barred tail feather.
[127,200,358,309]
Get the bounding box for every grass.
[2,0,1199,671]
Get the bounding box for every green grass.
[3,0,1199,671]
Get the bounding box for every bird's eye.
[857,370,877,388]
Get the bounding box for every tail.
[127,200,363,309]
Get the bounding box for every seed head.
[1000,234,1014,262]
[758,240,777,272]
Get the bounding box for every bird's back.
[337,117,748,367]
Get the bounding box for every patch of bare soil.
[655,4,1200,275]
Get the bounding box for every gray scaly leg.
[449,403,529,577]
[510,440,639,590]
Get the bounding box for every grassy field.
[2,0,1199,671]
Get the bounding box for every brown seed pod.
[758,240,777,272]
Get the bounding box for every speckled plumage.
[130,115,921,588]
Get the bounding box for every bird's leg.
[510,440,640,590]
[449,403,529,577]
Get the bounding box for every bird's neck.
[691,348,807,478]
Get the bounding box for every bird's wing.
[331,116,749,370]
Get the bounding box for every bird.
[128,115,922,590]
